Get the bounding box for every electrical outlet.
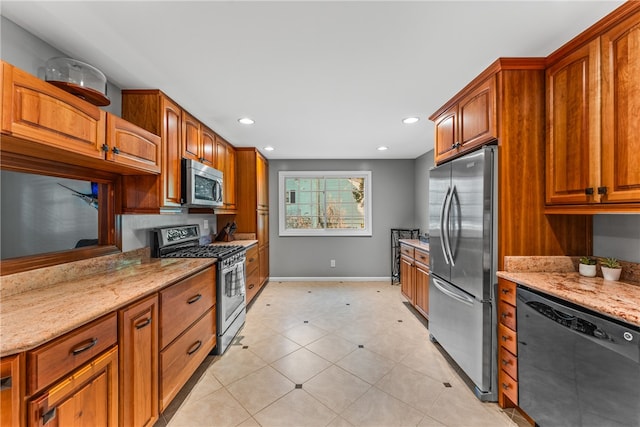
[330,259,336,268]
[203,220,209,230]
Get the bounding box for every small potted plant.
[600,257,622,281]
[579,257,597,277]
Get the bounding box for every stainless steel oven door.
[217,256,246,354]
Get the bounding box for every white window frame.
[278,170,372,237]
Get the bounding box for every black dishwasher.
[517,287,640,427]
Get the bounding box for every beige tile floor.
[160,281,531,427]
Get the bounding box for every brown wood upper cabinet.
[121,90,184,211]
[214,135,237,212]
[430,76,497,164]
[545,5,640,211]
[1,61,160,175]
[181,112,215,167]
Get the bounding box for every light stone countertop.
[0,256,216,357]
[0,240,260,357]
[398,239,430,252]
[498,256,640,327]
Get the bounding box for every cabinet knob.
[597,186,608,195]
[101,144,109,152]
[585,187,594,195]
[112,147,120,154]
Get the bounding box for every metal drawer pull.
[501,312,510,318]
[501,289,510,294]
[501,335,509,342]
[248,284,255,289]
[135,318,152,329]
[187,294,202,304]
[71,338,98,355]
[0,376,11,391]
[502,383,511,390]
[42,407,57,424]
[187,340,202,355]
[501,359,510,366]
[249,258,256,262]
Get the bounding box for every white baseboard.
[268,277,390,282]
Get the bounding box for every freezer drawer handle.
[433,278,474,306]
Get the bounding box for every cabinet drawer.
[400,244,414,258]
[498,300,516,330]
[500,369,518,405]
[415,249,429,267]
[246,268,261,303]
[499,346,518,380]
[246,245,259,271]
[27,313,117,394]
[160,267,215,349]
[498,278,516,305]
[498,323,517,355]
[160,307,216,411]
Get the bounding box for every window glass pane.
[280,171,370,235]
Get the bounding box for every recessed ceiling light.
[377,146,388,151]
[238,117,255,125]
[264,146,275,151]
[402,117,419,124]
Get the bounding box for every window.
[279,171,372,236]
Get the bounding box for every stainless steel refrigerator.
[428,146,497,401]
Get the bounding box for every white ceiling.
[1,1,624,159]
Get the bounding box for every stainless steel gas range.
[151,224,246,355]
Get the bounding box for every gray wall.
[414,150,434,236]
[593,215,640,263]
[269,159,415,279]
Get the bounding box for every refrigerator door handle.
[440,186,452,265]
[433,277,474,306]
[443,185,455,266]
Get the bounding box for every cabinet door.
[106,113,161,174]
[215,136,226,173]
[415,263,429,318]
[258,244,269,287]
[546,39,601,204]
[225,144,237,209]
[28,347,118,427]
[181,111,201,162]
[400,255,414,302]
[119,295,158,427]
[1,61,106,160]
[162,96,183,206]
[433,105,458,164]
[1,354,21,427]
[458,77,497,151]
[256,153,269,210]
[200,126,216,167]
[601,11,640,203]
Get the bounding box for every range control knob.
[623,331,634,342]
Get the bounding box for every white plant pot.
[601,266,622,281]
[579,264,596,277]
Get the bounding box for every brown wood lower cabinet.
[245,245,260,303]
[119,295,158,427]
[1,354,22,427]
[28,347,118,427]
[158,266,216,412]
[399,242,430,319]
[160,307,216,411]
[497,278,518,408]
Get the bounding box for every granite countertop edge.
[497,270,640,327]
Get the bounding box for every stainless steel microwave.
[181,158,223,207]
